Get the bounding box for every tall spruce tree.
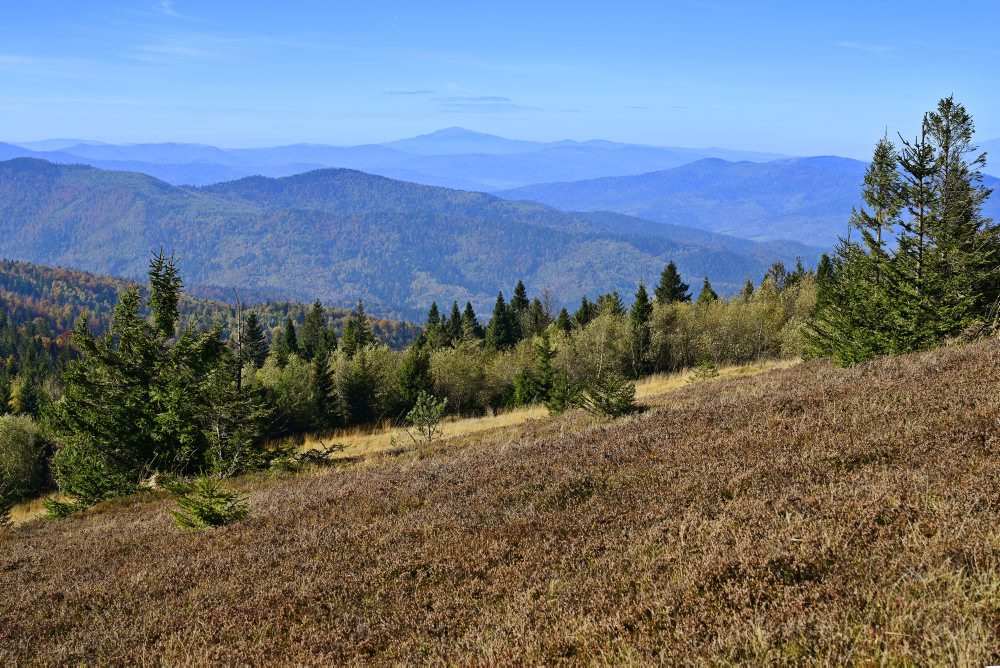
[485,291,517,350]
[808,135,905,361]
[574,296,596,327]
[49,256,269,507]
[341,300,375,357]
[924,97,999,333]
[273,317,299,366]
[148,249,182,338]
[511,280,530,314]
[299,301,330,362]
[528,297,547,335]
[425,302,443,348]
[530,331,556,402]
[555,307,572,333]
[629,282,653,377]
[398,343,433,409]
[461,302,484,340]
[696,277,718,305]
[309,349,337,432]
[241,311,269,369]
[654,261,691,304]
[809,97,999,365]
[446,302,463,345]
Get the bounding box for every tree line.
[2,250,816,520]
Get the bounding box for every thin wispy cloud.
[436,96,512,103]
[432,95,540,113]
[385,90,436,96]
[131,40,226,63]
[127,31,328,65]
[837,41,896,56]
[0,53,98,78]
[154,0,190,19]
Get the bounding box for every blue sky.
[3,0,999,157]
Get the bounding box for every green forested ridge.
[0,158,812,318]
[0,259,420,348]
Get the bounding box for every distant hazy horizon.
[3,1,1000,158]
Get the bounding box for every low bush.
[170,476,250,530]
[578,372,637,418]
[406,391,448,445]
[0,414,46,503]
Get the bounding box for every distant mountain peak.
[422,126,491,137]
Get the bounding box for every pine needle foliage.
[170,476,249,530]
[578,372,637,418]
[406,391,448,445]
[808,97,1000,365]
[688,359,719,383]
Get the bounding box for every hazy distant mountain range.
[3,127,787,191]
[0,158,817,318]
[3,129,996,315]
[499,157,1000,248]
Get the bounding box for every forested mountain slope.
[0,259,420,348]
[0,158,815,317]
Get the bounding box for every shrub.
[43,497,88,520]
[429,342,489,415]
[256,355,316,435]
[578,372,637,418]
[689,359,719,383]
[406,391,448,445]
[0,414,45,502]
[545,370,578,416]
[0,492,12,527]
[170,476,249,530]
[50,441,137,509]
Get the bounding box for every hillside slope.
[0,259,421,348]
[499,157,1000,247]
[2,338,998,663]
[0,158,816,317]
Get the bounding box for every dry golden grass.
[299,358,799,464]
[7,494,48,524]
[300,404,551,462]
[3,341,998,664]
[634,357,799,400]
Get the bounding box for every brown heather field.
[1,338,999,664]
